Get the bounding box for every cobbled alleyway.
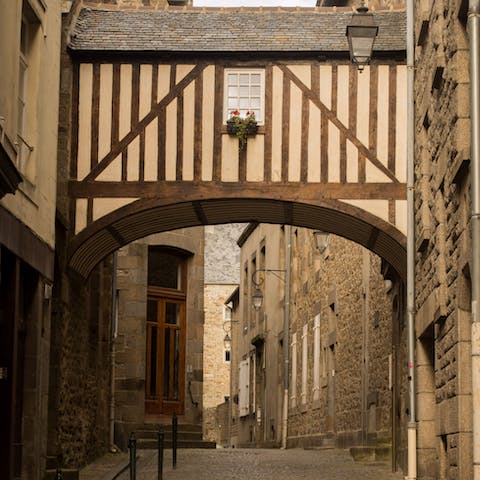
[112,448,404,480]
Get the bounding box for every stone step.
[137,438,216,450]
[136,429,202,441]
[43,468,79,480]
[131,423,203,433]
[349,444,392,463]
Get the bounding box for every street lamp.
[313,231,330,253]
[251,269,286,310]
[346,1,379,71]
[223,331,232,351]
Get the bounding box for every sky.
[194,0,316,6]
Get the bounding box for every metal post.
[128,432,136,480]
[55,467,63,480]
[469,2,480,479]
[406,0,417,478]
[157,432,164,480]
[172,413,178,469]
[281,225,291,449]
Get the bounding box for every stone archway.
[68,195,406,280]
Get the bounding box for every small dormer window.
[224,69,265,124]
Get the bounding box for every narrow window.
[17,3,40,180]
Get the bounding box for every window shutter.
[239,359,250,417]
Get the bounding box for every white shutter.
[313,314,320,400]
[301,324,308,405]
[290,333,297,408]
[239,359,250,417]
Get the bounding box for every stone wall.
[414,2,472,479]
[49,255,114,469]
[203,284,237,442]
[287,230,396,449]
[202,224,243,443]
[114,227,205,449]
[233,224,406,463]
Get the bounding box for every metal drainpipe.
[110,252,118,451]
[281,225,291,449]
[406,0,417,478]
[469,2,480,478]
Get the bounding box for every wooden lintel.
[69,181,407,201]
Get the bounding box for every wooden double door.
[145,287,186,415]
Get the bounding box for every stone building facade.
[232,223,407,470]
[114,228,205,448]
[0,1,61,478]
[413,1,473,479]
[202,224,244,444]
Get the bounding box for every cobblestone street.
[113,448,404,480]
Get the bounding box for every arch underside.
[68,193,406,281]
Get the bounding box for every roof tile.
[69,7,406,53]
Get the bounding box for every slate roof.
[69,7,406,54]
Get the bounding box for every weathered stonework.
[114,228,205,449]
[49,255,114,469]
[203,284,237,442]
[202,224,243,443]
[414,2,472,478]
[232,224,407,469]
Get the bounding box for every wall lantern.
[223,332,232,351]
[346,2,379,71]
[251,269,286,311]
[313,231,330,253]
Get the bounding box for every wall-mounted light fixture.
[251,269,286,310]
[223,331,232,351]
[346,1,379,72]
[313,231,330,253]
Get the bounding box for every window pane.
[228,73,238,85]
[251,98,260,109]
[147,300,158,323]
[239,74,249,84]
[149,327,157,397]
[166,303,179,325]
[239,86,249,96]
[228,86,238,97]
[228,98,237,110]
[148,248,182,289]
[164,331,170,398]
[173,330,180,400]
[251,86,261,96]
[239,98,249,109]
[251,74,261,84]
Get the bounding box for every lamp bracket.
[251,268,286,287]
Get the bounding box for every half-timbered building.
[50,0,408,474]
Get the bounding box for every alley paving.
[113,448,404,480]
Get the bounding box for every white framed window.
[290,332,297,408]
[16,7,40,182]
[313,314,320,400]
[224,69,265,124]
[301,324,308,405]
[17,17,29,172]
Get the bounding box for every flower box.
[226,111,258,150]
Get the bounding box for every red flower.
[231,110,240,116]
